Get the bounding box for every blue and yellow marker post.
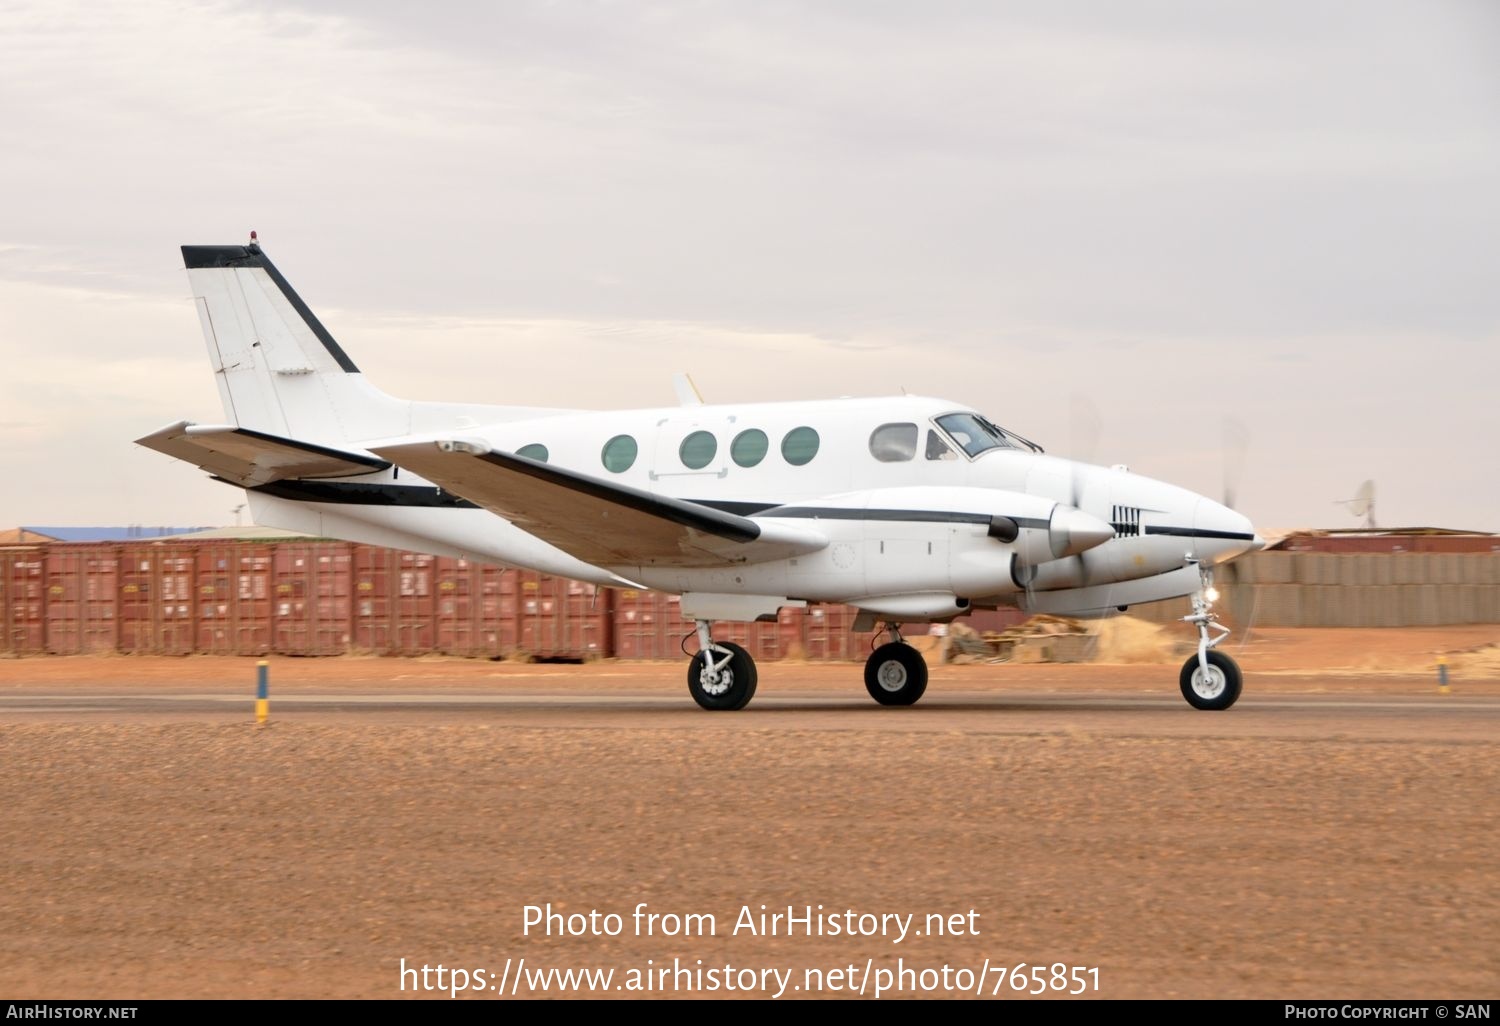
[1437,655,1450,695]
[256,659,270,725]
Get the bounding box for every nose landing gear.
[1178,561,1242,710]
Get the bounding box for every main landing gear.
[686,620,757,710]
[686,619,932,710]
[864,624,929,706]
[1179,562,1243,710]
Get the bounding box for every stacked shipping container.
[0,540,881,659]
[3,541,1498,657]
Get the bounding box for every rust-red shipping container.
[236,544,275,654]
[351,545,392,653]
[2,548,46,654]
[708,616,785,663]
[611,594,878,663]
[350,545,434,654]
[41,548,82,654]
[41,544,119,654]
[116,547,151,652]
[433,555,473,655]
[611,589,676,660]
[117,544,199,654]
[193,545,234,654]
[515,572,610,659]
[803,603,877,661]
[609,591,775,662]
[189,544,275,655]
[481,564,523,655]
[777,606,813,660]
[433,557,518,658]
[397,549,438,654]
[270,543,352,655]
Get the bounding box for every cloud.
[0,0,1496,531]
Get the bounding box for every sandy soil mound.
[1449,643,1500,677]
[1089,616,1178,664]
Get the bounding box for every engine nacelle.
[950,544,1020,599]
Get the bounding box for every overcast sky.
[1,0,1496,533]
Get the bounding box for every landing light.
[1204,587,1220,603]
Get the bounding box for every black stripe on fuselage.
[238,479,1057,533]
[1144,525,1256,541]
[692,499,781,516]
[180,243,361,373]
[761,507,1050,529]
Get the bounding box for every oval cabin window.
[600,434,638,473]
[731,429,769,468]
[679,430,718,470]
[781,426,820,466]
[869,423,918,463]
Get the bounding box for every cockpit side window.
[925,429,957,461]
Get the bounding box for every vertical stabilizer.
[181,242,406,443]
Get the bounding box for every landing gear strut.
[864,623,929,706]
[1178,562,1242,710]
[686,620,757,710]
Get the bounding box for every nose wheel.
[1178,562,1242,710]
[1179,648,1242,710]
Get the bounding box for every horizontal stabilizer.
[135,421,390,488]
[371,437,827,569]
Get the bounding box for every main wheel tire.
[688,641,758,710]
[864,642,929,706]
[1179,649,1243,710]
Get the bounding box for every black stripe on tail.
[180,243,360,373]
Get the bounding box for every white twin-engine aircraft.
[138,240,1263,712]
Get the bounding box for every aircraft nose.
[1192,498,1258,563]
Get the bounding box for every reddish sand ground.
[3,623,1495,688]
[0,626,1496,1000]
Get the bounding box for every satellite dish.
[1336,480,1377,528]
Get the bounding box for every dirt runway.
[1,626,1496,1000]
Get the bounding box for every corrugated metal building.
[1132,529,1500,628]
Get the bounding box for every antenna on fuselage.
[672,373,704,407]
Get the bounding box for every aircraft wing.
[370,438,827,569]
[136,421,391,488]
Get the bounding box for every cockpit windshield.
[935,412,1043,457]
